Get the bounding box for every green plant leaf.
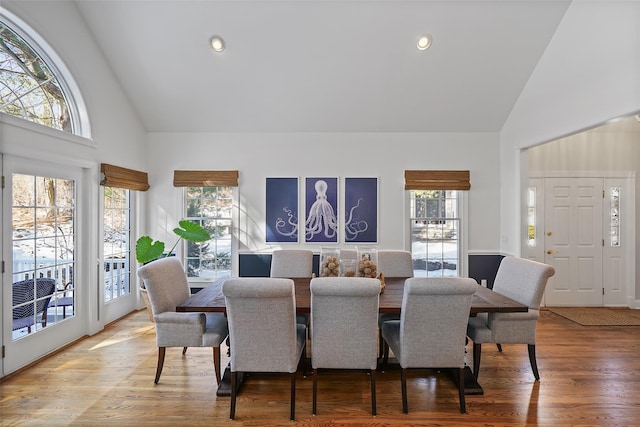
[173,220,211,242]
[135,236,165,264]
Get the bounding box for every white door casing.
[527,175,634,307]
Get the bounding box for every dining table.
[177,276,528,396]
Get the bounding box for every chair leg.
[290,372,296,421]
[528,344,540,380]
[456,367,467,413]
[230,371,237,419]
[382,341,390,372]
[154,347,166,384]
[370,369,377,416]
[182,347,188,355]
[213,346,221,384]
[473,343,482,380]
[401,368,408,414]
[496,343,502,352]
[312,368,318,415]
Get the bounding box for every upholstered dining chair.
[270,249,314,278]
[381,277,477,414]
[270,249,314,330]
[12,278,56,332]
[137,257,229,385]
[310,277,380,416]
[466,256,555,381]
[376,250,414,356]
[222,277,307,421]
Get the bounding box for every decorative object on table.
[305,177,338,243]
[319,247,340,277]
[357,246,378,278]
[266,177,299,243]
[344,177,378,243]
[339,259,357,277]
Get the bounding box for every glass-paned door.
[103,187,130,303]
[2,156,83,375]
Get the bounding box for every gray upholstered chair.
[270,249,314,278]
[381,277,477,414]
[270,249,313,328]
[376,250,414,356]
[137,257,228,385]
[310,277,380,416]
[12,278,56,332]
[222,277,306,421]
[466,256,555,381]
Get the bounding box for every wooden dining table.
[177,276,528,396]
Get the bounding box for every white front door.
[2,155,86,375]
[543,177,603,306]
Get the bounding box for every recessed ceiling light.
[417,34,432,51]
[210,35,225,52]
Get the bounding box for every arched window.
[0,11,89,137]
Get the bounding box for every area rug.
[548,307,640,326]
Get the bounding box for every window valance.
[100,163,150,191]
[404,170,471,190]
[173,170,239,187]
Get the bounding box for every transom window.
[0,20,71,131]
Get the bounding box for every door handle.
[546,231,552,236]
[547,249,554,255]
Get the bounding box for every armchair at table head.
[221,277,306,421]
[466,256,555,381]
[12,278,56,332]
[136,257,228,385]
[310,277,381,416]
[381,277,477,414]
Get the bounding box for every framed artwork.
[266,177,299,243]
[344,177,378,243]
[305,177,338,243]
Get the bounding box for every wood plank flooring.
[2,308,640,426]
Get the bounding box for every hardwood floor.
[2,308,640,426]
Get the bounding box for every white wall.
[146,132,501,258]
[500,1,640,302]
[1,1,148,334]
[500,1,640,250]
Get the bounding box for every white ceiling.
[73,0,572,133]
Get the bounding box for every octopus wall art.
[344,177,378,243]
[266,177,299,243]
[305,177,338,243]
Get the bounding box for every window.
[184,187,233,280]
[0,11,88,136]
[409,190,461,277]
[103,187,131,302]
[527,186,537,247]
[610,186,620,247]
[12,173,76,338]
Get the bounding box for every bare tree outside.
[0,20,71,132]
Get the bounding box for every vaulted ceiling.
[74,0,572,133]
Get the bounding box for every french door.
[2,155,85,375]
